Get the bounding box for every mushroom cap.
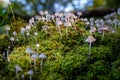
[39,53,47,58]
[27,70,34,75]
[85,35,96,43]
[98,25,110,32]
[13,31,17,36]
[34,32,38,36]
[64,21,72,27]
[26,47,35,54]
[56,19,63,26]
[5,25,10,31]
[90,27,96,33]
[36,43,40,48]
[42,25,49,30]
[31,53,38,59]
[15,65,22,71]
[10,37,14,41]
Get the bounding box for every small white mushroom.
[26,47,35,66]
[39,53,47,72]
[5,25,10,35]
[27,70,34,80]
[98,25,109,40]
[85,35,96,59]
[31,53,38,73]
[15,65,22,79]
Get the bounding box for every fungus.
[31,53,38,73]
[27,70,34,80]
[85,35,96,59]
[15,65,22,80]
[39,53,47,72]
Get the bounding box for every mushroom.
[98,25,110,40]
[31,53,38,73]
[6,46,10,62]
[56,18,63,39]
[5,25,10,35]
[15,65,22,80]
[39,53,47,72]
[27,70,34,80]
[85,35,96,58]
[64,21,72,37]
[21,73,24,80]
[89,27,96,33]
[26,47,35,66]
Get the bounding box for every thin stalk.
[40,58,43,72]
[30,75,32,80]
[102,31,105,40]
[34,59,36,73]
[9,4,15,21]
[88,42,92,59]
[11,41,15,47]
[58,26,62,39]
[29,54,31,66]
[66,27,68,37]
[21,74,24,80]
[16,70,18,80]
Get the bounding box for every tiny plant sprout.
[85,35,96,59]
[31,53,38,73]
[6,46,10,62]
[15,65,22,80]
[27,70,34,80]
[36,43,40,52]
[34,32,38,35]
[34,32,38,43]
[5,25,10,35]
[26,47,35,66]
[39,53,47,72]
[26,31,30,36]
[10,37,15,47]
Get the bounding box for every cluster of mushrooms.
[3,8,120,79]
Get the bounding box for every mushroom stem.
[40,58,43,72]
[6,30,9,35]
[88,42,92,59]
[115,22,117,31]
[16,70,18,80]
[21,74,24,80]
[57,26,62,39]
[11,41,15,47]
[7,50,9,61]
[34,59,36,73]
[66,27,68,37]
[29,54,31,66]
[102,31,105,40]
[30,75,32,80]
